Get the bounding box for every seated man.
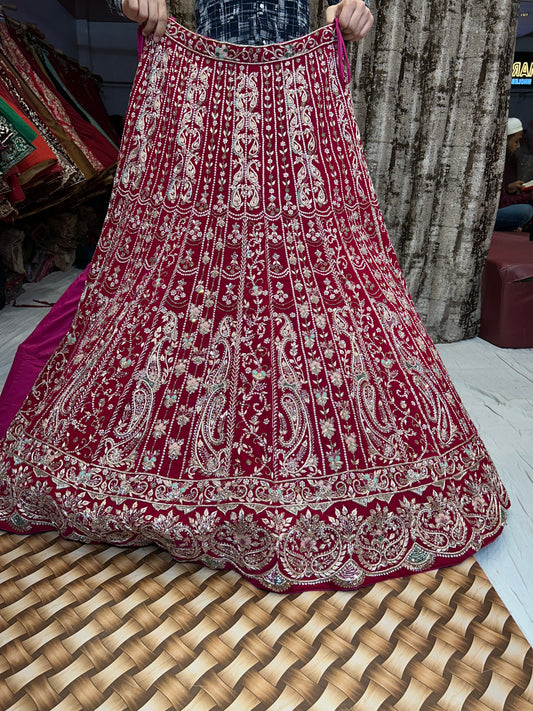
[495,117,533,232]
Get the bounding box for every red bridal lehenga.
[0,19,509,592]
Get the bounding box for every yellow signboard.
[513,61,533,78]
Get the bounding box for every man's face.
[508,131,523,154]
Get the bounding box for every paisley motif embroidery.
[0,20,509,592]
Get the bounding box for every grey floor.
[1,269,532,646]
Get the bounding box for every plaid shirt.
[108,0,370,44]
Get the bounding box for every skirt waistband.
[162,16,339,67]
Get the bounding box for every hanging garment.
[34,47,119,150]
[0,20,509,592]
[0,22,104,175]
[0,97,36,176]
[45,53,121,147]
[0,176,16,219]
[0,68,82,189]
[26,46,118,168]
[0,92,58,187]
[0,54,95,181]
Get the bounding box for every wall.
[11,1,138,117]
[12,0,79,59]
[76,20,138,116]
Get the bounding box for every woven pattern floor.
[0,532,532,711]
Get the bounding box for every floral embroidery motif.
[0,20,509,593]
[230,70,261,211]
[284,65,326,209]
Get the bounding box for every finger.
[343,8,374,41]
[121,0,139,23]
[337,2,357,34]
[325,4,339,24]
[347,14,374,41]
[138,0,154,36]
[343,5,371,41]
[323,1,373,41]
[154,0,168,38]
[144,0,167,37]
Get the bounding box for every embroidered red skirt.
[0,19,509,592]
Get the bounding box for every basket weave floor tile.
[0,532,532,711]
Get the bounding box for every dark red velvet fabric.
[0,21,510,592]
[480,232,533,348]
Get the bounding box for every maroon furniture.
[480,231,533,348]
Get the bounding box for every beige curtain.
[316,0,519,342]
[170,0,518,342]
[168,0,195,27]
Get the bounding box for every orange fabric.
[0,55,96,178]
[0,82,60,185]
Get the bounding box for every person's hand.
[122,0,168,39]
[508,180,525,194]
[326,0,374,41]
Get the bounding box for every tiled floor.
[1,269,532,646]
[437,338,533,647]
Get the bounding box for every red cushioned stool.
[479,231,533,348]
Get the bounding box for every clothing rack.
[0,4,18,15]
[0,5,120,297]
[2,14,102,81]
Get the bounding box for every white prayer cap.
[508,117,524,136]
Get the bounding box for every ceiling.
[57,0,127,22]
[518,1,533,38]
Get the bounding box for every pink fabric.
[137,27,145,60]
[334,18,351,85]
[0,267,88,438]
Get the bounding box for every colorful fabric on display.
[0,72,79,189]
[0,53,95,180]
[0,92,58,186]
[0,188,16,219]
[44,51,121,148]
[25,45,118,168]
[0,20,509,592]
[0,95,37,146]
[35,47,119,150]
[0,100,36,176]
[0,22,105,173]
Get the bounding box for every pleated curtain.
[170,0,519,342]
